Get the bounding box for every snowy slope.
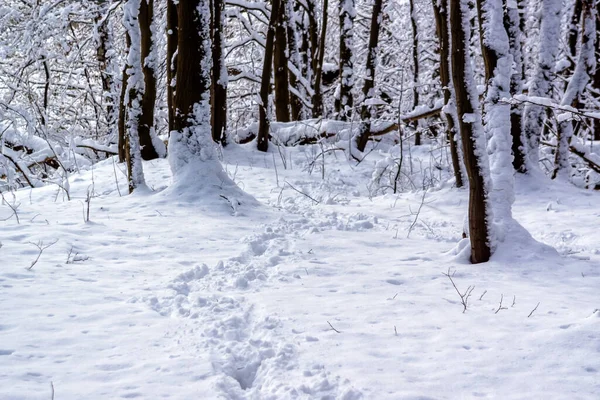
[1,143,599,399]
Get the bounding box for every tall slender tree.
[274,2,291,122]
[521,0,562,171]
[450,0,493,263]
[409,0,421,145]
[335,0,355,120]
[257,0,281,152]
[504,0,527,172]
[137,0,160,160]
[433,0,463,187]
[552,0,596,180]
[312,0,329,117]
[166,0,178,134]
[211,0,228,144]
[354,0,383,153]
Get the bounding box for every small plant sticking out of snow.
[443,267,474,313]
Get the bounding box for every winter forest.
[1,0,600,398]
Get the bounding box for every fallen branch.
[327,320,341,333]
[27,239,59,270]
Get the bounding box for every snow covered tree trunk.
[450,0,494,264]
[592,1,600,141]
[166,0,178,134]
[256,0,280,152]
[211,0,228,145]
[335,0,355,121]
[354,0,383,153]
[93,0,116,127]
[124,0,147,192]
[168,0,218,177]
[503,0,527,172]
[521,0,562,171]
[476,0,514,242]
[274,0,291,122]
[433,0,463,188]
[552,0,596,180]
[118,32,131,163]
[567,0,583,77]
[409,0,421,145]
[287,0,304,120]
[137,0,159,161]
[312,0,329,118]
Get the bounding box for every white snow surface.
[1,143,600,399]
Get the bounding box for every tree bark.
[166,0,178,134]
[257,0,281,152]
[552,0,596,180]
[433,0,463,187]
[504,0,527,172]
[450,0,492,264]
[593,1,600,141]
[409,0,420,145]
[312,0,329,118]
[335,0,354,120]
[211,0,228,145]
[355,0,383,153]
[138,0,159,160]
[274,0,291,122]
[117,32,131,163]
[287,0,304,120]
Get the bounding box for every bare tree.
[211,0,228,144]
[274,0,291,122]
[312,0,329,118]
[355,0,384,153]
[450,0,493,263]
[335,0,355,121]
[433,0,463,187]
[166,0,178,134]
[256,0,281,152]
[552,0,596,180]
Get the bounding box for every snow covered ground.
[1,142,599,399]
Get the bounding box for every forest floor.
[1,141,599,399]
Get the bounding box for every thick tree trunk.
[354,0,383,153]
[476,0,515,241]
[166,0,178,134]
[274,1,291,122]
[138,0,159,160]
[312,0,329,118]
[433,0,463,188]
[335,0,354,120]
[211,0,228,145]
[450,0,492,264]
[256,0,281,152]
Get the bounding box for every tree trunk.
[476,0,515,240]
[211,0,228,145]
[117,32,131,163]
[593,1,600,141]
[504,0,527,172]
[287,0,304,120]
[138,0,159,160]
[123,0,147,192]
[274,0,291,122]
[433,0,463,188]
[335,0,354,120]
[521,0,562,171]
[450,0,493,264]
[312,0,329,118]
[166,0,178,134]
[409,0,420,145]
[354,0,383,153]
[93,0,115,126]
[552,0,596,180]
[257,0,281,152]
[168,0,217,177]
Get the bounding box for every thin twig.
[528,302,540,318]
[479,290,487,301]
[443,268,474,313]
[27,239,59,270]
[327,320,341,333]
[284,181,320,204]
[495,294,508,314]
